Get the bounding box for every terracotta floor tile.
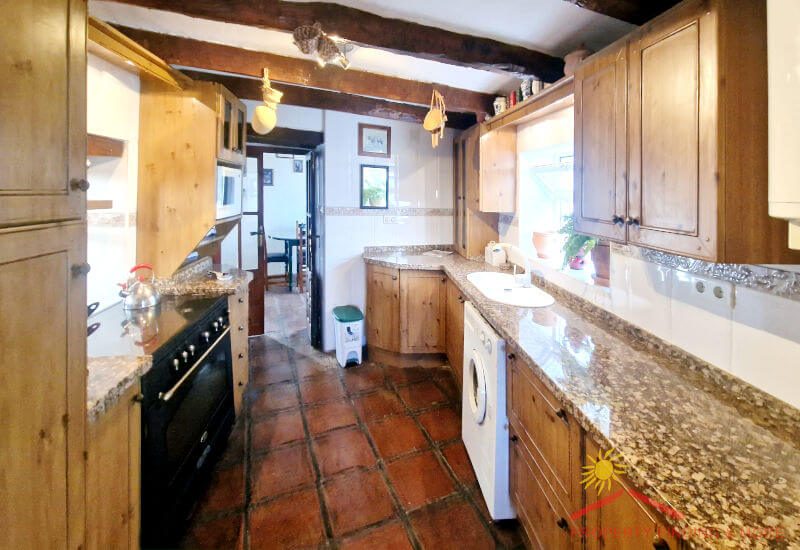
[251,363,294,387]
[295,356,338,379]
[305,399,358,436]
[384,366,433,386]
[323,469,395,536]
[251,444,314,500]
[409,498,495,550]
[219,424,245,466]
[251,410,306,452]
[342,364,386,394]
[250,382,299,416]
[299,373,346,404]
[367,415,428,459]
[182,512,243,550]
[385,451,456,511]
[353,389,406,420]
[313,426,375,477]
[396,380,449,411]
[441,441,478,487]
[249,488,326,550]
[338,520,413,550]
[417,406,461,443]
[433,373,461,401]
[195,463,245,517]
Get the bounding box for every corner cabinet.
[574,0,800,263]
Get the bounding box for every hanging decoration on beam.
[423,89,447,148]
[252,68,284,135]
[292,22,351,69]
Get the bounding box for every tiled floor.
[182,289,525,550]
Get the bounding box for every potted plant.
[558,215,596,270]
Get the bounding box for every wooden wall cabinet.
[217,85,247,166]
[0,222,87,550]
[86,383,141,550]
[399,270,447,353]
[229,287,250,415]
[366,264,401,352]
[575,0,800,263]
[0,0,86,227]
[454,125,499,258]
[445,278,466,388]
[479,126,517,213]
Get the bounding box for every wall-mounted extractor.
[767,0,800,249]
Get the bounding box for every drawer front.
[508,358,576,509]
[511,431,577,550]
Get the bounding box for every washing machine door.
[466,351,488,424]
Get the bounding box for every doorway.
[242,128,324,348]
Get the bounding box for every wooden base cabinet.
[366,264,401,352]
[399,270,447,353]
[445,278,466,388]
[86,384,141,550]
[229,288,250,415]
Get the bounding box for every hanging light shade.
[252,103,277,135]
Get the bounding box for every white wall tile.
[628,257,672,342]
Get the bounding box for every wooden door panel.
[0,223,86,549]
[574,42,627,242]
[445,278,464,387]
[0,0,86,226]
[366,265,400,352]
[399,270,446,353]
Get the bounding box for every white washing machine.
[462,301,516,520]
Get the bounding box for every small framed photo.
[293,159,303,173]
[263,168,274,186]
[360,165,389,209]
[358,123,391,158]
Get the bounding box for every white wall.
[263,153,308,275]
[322,111,455,350]
[86,54,140,311]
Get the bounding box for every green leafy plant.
[362,185,385,207]
[558,214,597,267]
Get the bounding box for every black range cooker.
[139,295,235,548]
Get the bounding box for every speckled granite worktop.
[363,248,800,549]
[86,264,252,420]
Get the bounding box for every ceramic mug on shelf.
[493,96,508,116]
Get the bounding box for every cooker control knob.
[217,316,224,327]
[188,344,196,356]
[202,331,211,343]
[212,321,220,332]
[172,358,180,371]
[181,350,189,363]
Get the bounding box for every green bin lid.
[333,305,364,322]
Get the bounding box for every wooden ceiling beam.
[110,0,564,80]
[116,26,492,115]
[563,0,680,25]
[181,70,478,130]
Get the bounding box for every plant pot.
[591,241,611,287]
[568,247,587,270]
[532,231,561,259]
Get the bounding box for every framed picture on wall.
[263,168,274,186]
[358,123,391,158]
[293,159,303,173]
[360,165,389,209]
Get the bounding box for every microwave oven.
[216,164,243,220]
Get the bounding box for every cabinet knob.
[132,393,144,403]
[238,297,245,303]
[556,518,569,532]
[458,296,465,304]
[238,353,244,359]
[70,178,90,192]
[510,434,518,442]
[238,381,244,386]
[71,263,91,277]
[391,275,398,280]
[507,353,516,361]
[612,215,625,226]
[652,536,670,550]
[239,325,245,331]
[625,216,640,227]
[555,408,567,421]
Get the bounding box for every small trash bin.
[332,305,364,367]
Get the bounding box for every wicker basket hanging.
[317,34,344,65]
[293,22,323,54]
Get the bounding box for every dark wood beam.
[246,127,323,149]
[111,0,564,80]
[116,26,492,115]
[563,0,680,25]
[182,70,478,129]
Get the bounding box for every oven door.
[141,329,235,546]
[216,165,243,220]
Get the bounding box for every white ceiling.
[90,0,634,96]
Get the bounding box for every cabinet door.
[229,288,250,415]
[235,102,247,159]
[366,264,400,352]
[0,0,86,227]
[479,127,516,213]
[628,2,718,259]
[574,42,628,242]
[399,270,447,353]
[0,222,87,549]
[453,138,466,255]
[445,278,465,387]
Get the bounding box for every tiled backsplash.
[530,244,800,409]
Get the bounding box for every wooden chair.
[266,236,290,290]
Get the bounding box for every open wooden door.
[243,149,266,335]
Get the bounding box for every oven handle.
[158,326,231,402]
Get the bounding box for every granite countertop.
[363,247,800,549]
[86,263,252,420]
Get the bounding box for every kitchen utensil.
[87,322,100,336]
[88,301,100,317]
[119,264,161,310]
